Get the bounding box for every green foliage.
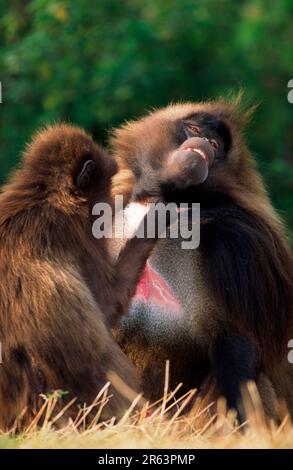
[0,0,292,234]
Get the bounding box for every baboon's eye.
[209,139,219,150]
[186,124,200,134]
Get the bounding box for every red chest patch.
[134,261,183,314]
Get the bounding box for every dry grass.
[1,366,293,449]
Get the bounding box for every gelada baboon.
[111,98,293,421]
[0,124,157,430]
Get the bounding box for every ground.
[1,383,293,449]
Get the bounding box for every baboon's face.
[112,102,251,205]
[159,112,231,195]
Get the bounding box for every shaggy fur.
[111,98,293,420]
[0,124,157,430]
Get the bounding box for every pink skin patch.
[124,201,183,315]
[134,261,183,314]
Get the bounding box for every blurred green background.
[0,0,292,235]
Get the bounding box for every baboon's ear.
[76,159,96,189]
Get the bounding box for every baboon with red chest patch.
[111,99,293,422]
[0,124,157,430]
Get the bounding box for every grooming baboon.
[0,124,157,431]
[111,99,293,421]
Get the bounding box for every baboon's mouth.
[182,147,209,163]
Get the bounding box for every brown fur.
[111,97,293,420]
[0,124,157,430]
